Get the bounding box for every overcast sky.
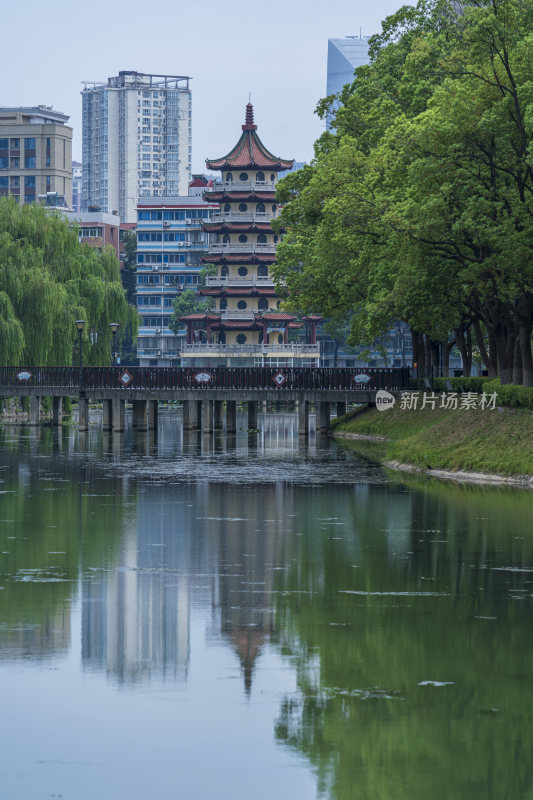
[2,0,403,172]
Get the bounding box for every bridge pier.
[336,401,347,418]
[182,399,198,430]
[147,399,158,431]
[29,395,40,425]
[201,399,213,432]
[298,400,309,436]
[247,401,258,430]
[132,399,147,430]
[78,397,89,431]
[102,399,112,431]
[112,398,125,432]
[318,401,331,433]
[214,400,224,430]
[226,400,237,433]
[52,396,62,427]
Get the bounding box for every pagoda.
[179,103,321,367]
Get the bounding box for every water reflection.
[0,413,532,799]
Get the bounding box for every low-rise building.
[135,196,219,366]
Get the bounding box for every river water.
[0,409,532,800]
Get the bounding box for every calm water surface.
[0,410,532,800]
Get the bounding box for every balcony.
[180,343,320,356]
[209,211,276,223]
[210,180,277,193]
[209,242,276,254]
[204,276,274,287]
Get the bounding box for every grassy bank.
[330,404,533,478]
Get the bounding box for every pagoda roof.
[178,313,220,322]
[202,253,276,265]
[254,312,297,322]
[200,286,277,297]
[204,192,277,203]
[203,223,273,234]
[206,103,293,172]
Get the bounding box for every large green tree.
[273,0,533,384]
[0,199,138,366]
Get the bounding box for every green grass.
[331,404,533,477]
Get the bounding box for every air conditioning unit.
[163,220,170,227]
[185,219,192,224]
[156,350,162,356]
[155,328,162,334]
[152,264,160,271]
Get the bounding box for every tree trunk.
[423,335,432,379]
[430,340,440,376]
[454,327,472,377]
[494,328,516,385]
[333,339,339,368]
[443,340,454,377]
[518,322,533,387]
[512,337,523,385]
[473,319,497,377]
[411,330,421,373]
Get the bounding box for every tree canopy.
[272,0,533,384]
[0,199,138,366]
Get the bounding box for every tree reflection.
[274,482,533,800]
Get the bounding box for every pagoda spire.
[243,102,257,131]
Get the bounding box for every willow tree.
[0,198,138,366]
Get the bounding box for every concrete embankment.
[330,404,533,488]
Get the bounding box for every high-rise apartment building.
[72,160,82,212]
[81,72,192,223]
[326,36,371,127]
[0,106,72,207]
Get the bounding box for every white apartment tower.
[81,71,191,223]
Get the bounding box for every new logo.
[376,390,396,412]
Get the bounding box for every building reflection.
[82,487,191,684]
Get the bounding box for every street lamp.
[75,319,85,387]
[110,322,119,366]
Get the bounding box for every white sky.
[2,0,403,172]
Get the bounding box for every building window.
[258,297,268,310]
[24,157,36,168]
[257,234,267,243]
[270,174,275,181]
[0,158,8,169]
[238,203,247,212]
[256,202,265,213]
[278,334,284,344]
[9,176,19,187]
[46,176,51,190]
[220,298,227,310]
[238,235,247,243]
[0,139,8,149]
[226,173,233,181]
[10,138,19,149]
[10,157,19,168]
[272,204,277,212]
[222,234,230,243]
[221,266,229,276]
[237,300,247,310]
[239,173,248,181]
[256,171,265,181]
[237,266,248,276]
[236,333,247,344]
[224,203,231,212]
[0,177,8,188]
[24,176,36,187]
[257,265,268,277]
[24,138,36,150]
[274,235,279,243]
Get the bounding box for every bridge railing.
[0,366,410,392]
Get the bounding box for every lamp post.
[75,320,85,387]
[110,322,119,366]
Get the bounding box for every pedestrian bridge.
[0,366,409,435]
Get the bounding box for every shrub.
[483,379,533,409]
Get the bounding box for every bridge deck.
[0,366,409,400]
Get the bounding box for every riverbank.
[330,404,533,486]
